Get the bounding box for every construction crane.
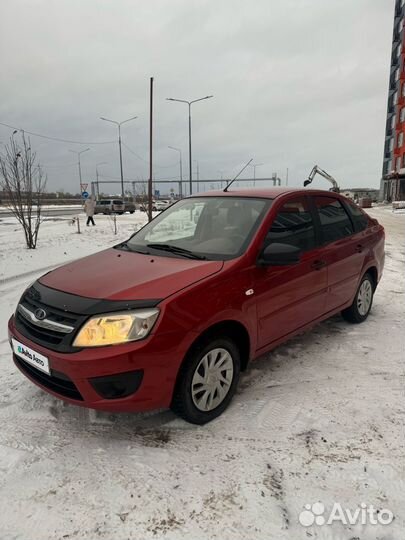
[303,165,340,192]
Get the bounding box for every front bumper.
[8,316,187,412]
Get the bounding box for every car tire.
[130,211,135,214]
[171,336,241,424]
[341,272,374,324]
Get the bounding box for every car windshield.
[125,196,271,260]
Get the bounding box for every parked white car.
[138,199,173,212]
[154,199,172,211]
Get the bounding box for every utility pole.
[166,95,213,195]
[148,77,154,222]
[286,167,289,186]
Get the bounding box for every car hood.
[39,248,224,301]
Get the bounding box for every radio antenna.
[223,158,253,192]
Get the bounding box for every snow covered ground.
[0,207,403,540]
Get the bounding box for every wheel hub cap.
[191,348,234,412]
[357,279,372,316]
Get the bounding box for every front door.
[253,196,328,351]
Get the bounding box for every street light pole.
[166,95,213,195]
[100,115,137,200]
[168,146,183,197]
[95,162,108,198]
[69,148,90,195]
[217,170,225,189]
[251,162,264,187]
[188,103,192,195]
[78,158,82,185]
[118,124,124,199]
[193,160,200,191]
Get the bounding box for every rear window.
[314,196,354,243]
[345,200,369,232]
[113,200,123,205]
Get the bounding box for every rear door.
[253,196,328,350]
[311,195,365,312]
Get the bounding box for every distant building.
[381,0,405,201]
[341,188,380,202]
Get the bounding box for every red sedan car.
[8,188,385,424]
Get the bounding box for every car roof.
[190,187,341,200]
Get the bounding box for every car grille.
[14,355,83,401]
[15,287,86,352]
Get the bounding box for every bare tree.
[137,180,154,216]
[0,133,47,249]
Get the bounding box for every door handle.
[311,259,327,270]
[356,244,364,253]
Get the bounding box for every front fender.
[160,265,257,359]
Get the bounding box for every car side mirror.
[258,243,301,266]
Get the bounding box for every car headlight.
[73,308,159,347]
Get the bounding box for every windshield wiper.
[116,242,150,255]
[146,243,206,260]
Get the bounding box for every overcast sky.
[0,0,394,195]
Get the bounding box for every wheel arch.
[181,319,251,373]
[364,265,378,290]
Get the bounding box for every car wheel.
[341,272,374,324]
[130,211,135,214]
[171,337,241,424]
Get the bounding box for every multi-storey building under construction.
[381,0,405,201]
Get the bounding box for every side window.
[265,198,315,252]
[345,200,369,232]
[314,196,354,243]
